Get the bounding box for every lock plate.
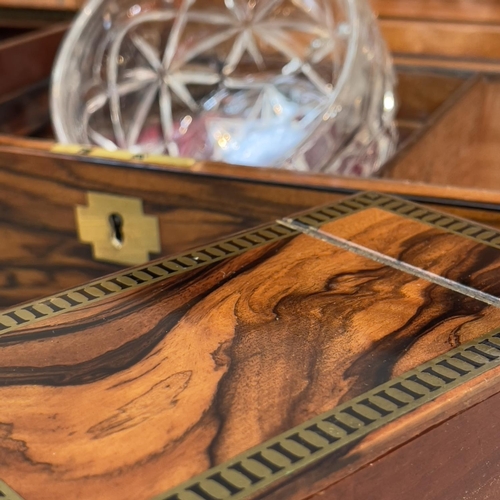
[75,192,161,266]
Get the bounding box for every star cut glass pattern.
[51,0,397,175]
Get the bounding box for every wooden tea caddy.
[2,191,500,500]
[2,2,500,499]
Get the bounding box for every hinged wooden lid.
[2,192,500,499]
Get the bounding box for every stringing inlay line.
[280,219,500,309]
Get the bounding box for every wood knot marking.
[211,341,233,370]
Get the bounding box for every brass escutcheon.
[75,192,161,266]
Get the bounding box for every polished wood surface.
[382,77,483,183]
[0,8,73,29]
[0,27,33,41]
[265,358,500,500]
[381,20,500,63]
[0,82,49,137]
[396,71,465,124]
[372,0,500,24]
[372,0,500,73]
[383,20,500,61]
[0,24,66,97]
[0,146,336,308]
[320,207,500,299]
[394,56,500,75]
[0,6,499,314]
[2,194,500,500]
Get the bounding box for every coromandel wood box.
[4,17,500,313]
[2,192,500,500]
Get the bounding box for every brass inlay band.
[0,480,25,500]
[291,191,500,252]
[51,144,195,168]
[0,223,297,336]
[153,327,500,500]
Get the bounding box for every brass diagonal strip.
[280,219,500,308]
[0,480,25,500]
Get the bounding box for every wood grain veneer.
[2,193,500,500]
[1,3,500,317]
[372,0,500,73]
[372,0,500,24]
[310,384,500,500]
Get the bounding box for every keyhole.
[109,213,124,249]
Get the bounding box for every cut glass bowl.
[51,0,397,175]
